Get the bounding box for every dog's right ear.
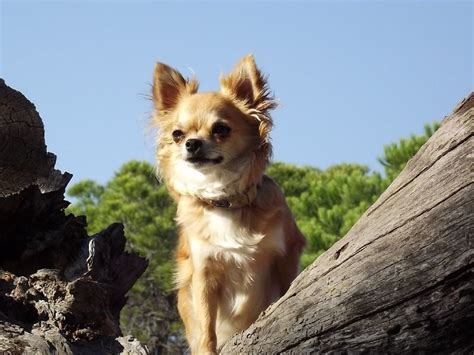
[153,63,199,111]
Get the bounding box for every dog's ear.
[220,54,277,113]
[153,63,198,111]
[221,55,276,149]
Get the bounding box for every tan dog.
[152,55,305,354]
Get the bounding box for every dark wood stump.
[0,79,149,354]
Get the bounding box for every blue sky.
[1,1,472,187]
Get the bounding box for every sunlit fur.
[152,55,306,354]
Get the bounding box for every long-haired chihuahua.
[152,54,305,354]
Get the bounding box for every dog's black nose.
[185,139,202,154]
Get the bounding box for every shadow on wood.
[221,93,474,354]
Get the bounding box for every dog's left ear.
[220,54,277,143]
[220,54,276,112]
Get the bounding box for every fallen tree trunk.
[0,80,149,354]
[222,94,474,354]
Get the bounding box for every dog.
[152,54,305,354]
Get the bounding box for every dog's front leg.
[191,267,219,354]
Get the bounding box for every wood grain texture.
[0,78,65,197]
[0,80,149,354]
[221,93,474,354]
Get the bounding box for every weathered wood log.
[0,79,149,354]
[222,93,474,354]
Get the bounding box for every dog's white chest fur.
[187,208,285,270]
[189,209,263,266]
[184,207,285,345]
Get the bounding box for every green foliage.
[66,122,439,352]
[378,122,440,181]
[67,161,179,350]
[267,163,385,268]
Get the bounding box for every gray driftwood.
[222,93,474,354]
[0,80,149,354]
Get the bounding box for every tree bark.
[221,93,474,354]
[0,80,149,354]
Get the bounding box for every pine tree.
[67,161,183,352]
[378,122,440,181]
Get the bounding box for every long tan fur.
[152,55,305,354]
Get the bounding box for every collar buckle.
[203,183,260,209]
[211,199,232,208]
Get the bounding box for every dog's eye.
[172,130,185,142]
[212,123,231,137]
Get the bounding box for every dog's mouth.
[186,156,224,166]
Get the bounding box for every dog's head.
[152,55,276,200]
